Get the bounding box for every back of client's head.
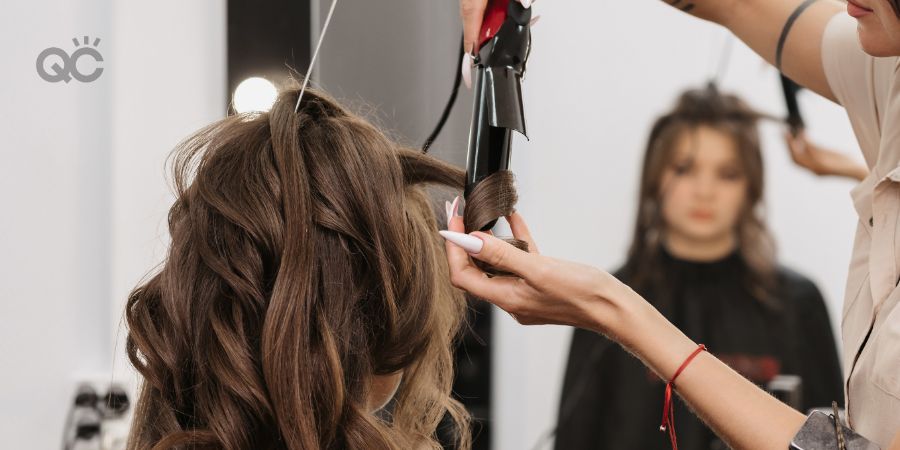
[125,86,470,449]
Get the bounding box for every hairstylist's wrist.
[625,298,702,381]
[590,280,701,381]
[608,285,659,348]
[847,164,869,182]
[584,274,651,343]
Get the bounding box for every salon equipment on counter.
[768,374,803,411]
[62,384,131,450]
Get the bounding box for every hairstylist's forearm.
[444,221,806,447]
[661,0,842,102]
[605,289,806,450]
[656,0,737,24]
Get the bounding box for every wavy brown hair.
[125,86,472,449]
[623,85,779,308]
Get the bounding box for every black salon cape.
[554,250,843,450]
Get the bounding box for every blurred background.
[0,0,859,449]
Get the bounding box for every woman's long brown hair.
[125,87,471,449]
[623,86,778,309]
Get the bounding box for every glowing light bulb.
[233,77,277,113]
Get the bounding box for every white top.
[821,13,900,447]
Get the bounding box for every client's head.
[125,86,470,449]
[626,86,776,300]
[641,87,766,249]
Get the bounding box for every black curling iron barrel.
[781,74,805,134]
[465,0,531,231]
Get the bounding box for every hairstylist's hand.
[441,212,636,337]
[460,0,534,56]
[460,0,488,56]
[785,131,868,182]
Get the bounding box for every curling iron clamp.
[465,0,532,231]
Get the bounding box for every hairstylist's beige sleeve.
[821,14,894,166]
[821,13,900,448]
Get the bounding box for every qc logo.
[37,36,104,83]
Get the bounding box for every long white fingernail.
[519,0,533,8]
[439,230,483,254]
[462,53,473,89]
[450,196,460,222]
[530,15,541,26]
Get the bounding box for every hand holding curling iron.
[784,131,868,181]
[461,0,533,55]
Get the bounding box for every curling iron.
[781,73,805,134]
[421,1,532,231]
[464,0,532,231]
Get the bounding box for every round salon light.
[233,77,277,113]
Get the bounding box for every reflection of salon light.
[233,77,277,113]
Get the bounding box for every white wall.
[107,0,226,387]
[0,1,225,447]
[495,4,859,450]
[0,0,113,446]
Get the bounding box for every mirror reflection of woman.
[555,87,843,450]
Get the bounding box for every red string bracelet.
[659,344,707,450]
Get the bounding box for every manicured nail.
[530,15,541,26]
[462,53,473,90]
[519,0,533,8]
[450,196,460,222]
[439,230,484,254]
[445,200,453,227]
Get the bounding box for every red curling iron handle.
[478,0,511,49]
